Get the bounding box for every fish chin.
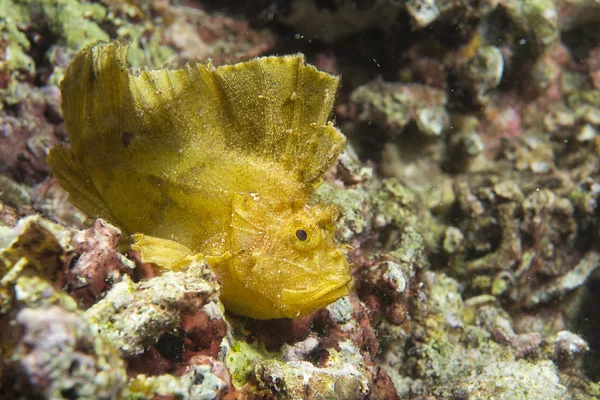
[312,279,352,306]
[281,277,351,307]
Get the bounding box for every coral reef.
[255,340,372,400]
[1,0,600,398]
[84,256,221,357]
[124,356,232,400]
[2,305,127,400]
[0,217,128,399]
[351,82,449,138]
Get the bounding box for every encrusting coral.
[0,217,128,399]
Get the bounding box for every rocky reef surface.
[1,0,600,398]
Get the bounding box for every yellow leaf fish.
[47,41,351,319]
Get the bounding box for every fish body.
[48,41,351,319]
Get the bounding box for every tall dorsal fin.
[209,55,345,186]
[58,41,344,191]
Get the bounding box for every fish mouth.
[281,276,352,306]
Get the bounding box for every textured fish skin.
[48,41,351,319]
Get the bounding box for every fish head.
[227,194,352,318]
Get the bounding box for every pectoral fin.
[132,234,193,269]
[132,234,232,272]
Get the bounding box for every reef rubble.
[1,0,600,398]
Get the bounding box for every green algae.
[125,363,229,400]
[223,339,282,388]
[350,81,448,136]
[410,272,515,382]
[0,0,109,71]
[255,340,370,400]
[501,0,559,51]
[0,0,176,104]
[0,216,66,312]
[316,171,444,251]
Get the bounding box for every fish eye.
[288,217,321,251]
[296,229,308,241]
